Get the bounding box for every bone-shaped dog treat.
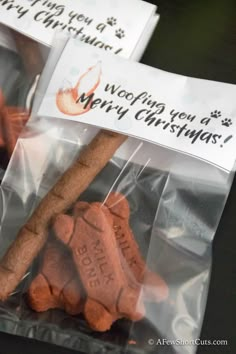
[28,240,84,315]
[53,202,144,332]
[69,197,168,303]
[105,192,169,302]
[74,201,146,304]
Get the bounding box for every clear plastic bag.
[0,23,48,178]
[0,0,158,177]
[0,37,235,354]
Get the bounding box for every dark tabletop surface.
[0,0,236,353]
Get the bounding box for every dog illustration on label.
[56,62,101,116]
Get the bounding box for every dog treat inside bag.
[1,34,236,354]
[0,0,158,177]
[0,25,47,177]
[0,25,34,175]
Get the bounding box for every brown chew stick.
[0,130,127,300]
[28,240,84,315]
[105,192,169,302]
[53,202,144,332]
[11,30,44,77]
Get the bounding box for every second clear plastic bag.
[0,23,48,178]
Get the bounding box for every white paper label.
[0,0,156,58]
[38,39,236,172]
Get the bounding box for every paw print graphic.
[221,118,232,127]
[107,17,117,26]
[210,110,221,118]
[115,28,125,39]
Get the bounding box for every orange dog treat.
[0,130,127,301]
[0,90,30,156]
[54,202,144,332]
[105,192,169,302]
[28,240,84,315]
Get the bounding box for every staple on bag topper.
[38,38,236,172]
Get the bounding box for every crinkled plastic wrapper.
[0,40,234,354]
[0,23,48,178]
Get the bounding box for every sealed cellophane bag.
[0,34,236,354]
[0,23,47,178]
[0,0,158,178]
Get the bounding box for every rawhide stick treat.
[54,202,144,332]
[11,30,44,77]
[0,130,127,301]
[105,192,169,302]
[28,240,84,315]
